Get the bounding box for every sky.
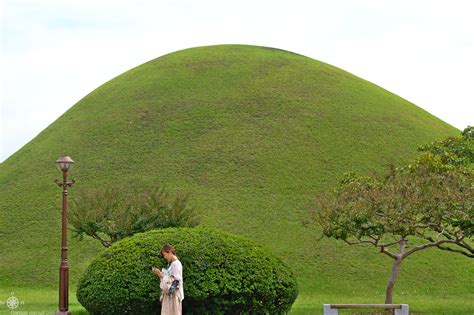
[1,0,473,162]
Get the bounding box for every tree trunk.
[385,240,407,304]
[385,257,402,304]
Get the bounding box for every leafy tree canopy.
[308,127,473,303]
[70,186,199,247]
[418,125,473,168]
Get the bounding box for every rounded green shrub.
[77,227,298,314]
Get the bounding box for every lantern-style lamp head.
[56,156,74,172]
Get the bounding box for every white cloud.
[1,0,473,161]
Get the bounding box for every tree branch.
[380,245,398,260]
[379,239,402,248]
[344,239,377,246]
[402,239,462,258]
[435,244,474,258]
[459,240,474,253]
[343,237,402,259]
[90,232,112,248]
[427,238,474,258]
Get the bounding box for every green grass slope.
[1,45,469,307]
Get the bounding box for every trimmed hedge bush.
[77,227,298,314]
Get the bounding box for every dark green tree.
[70,186,199,247]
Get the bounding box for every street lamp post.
[55,156,75,315]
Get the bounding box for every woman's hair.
[160,244,177,257]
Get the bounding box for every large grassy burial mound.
[1,45,468,305]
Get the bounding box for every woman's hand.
[152,267,164,278]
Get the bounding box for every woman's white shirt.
[168,260,184,301]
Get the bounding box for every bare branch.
[379,239,403,248]
[380,246,398,260]
[90,232,112,248]
[343,239,376,246]
[459,240,474,253]
[427,239,474,258]
[435,244,474,258]
[403,239,462,258]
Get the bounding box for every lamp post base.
[55,311,71,315]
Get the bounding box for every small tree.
[308,153,473,303]
[70,186,199,247]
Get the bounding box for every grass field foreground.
[1,287,473,314]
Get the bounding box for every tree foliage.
[418,125,474,168]
[416,126,474,256]
[70,186,199,247]
[309,127,473,303]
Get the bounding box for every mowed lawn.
[1,287,473,314]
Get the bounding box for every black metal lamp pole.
[55,156,75,315]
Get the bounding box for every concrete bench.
[323,304,409,315]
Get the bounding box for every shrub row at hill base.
[77,227,298,314]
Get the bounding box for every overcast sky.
[1,0,473,162]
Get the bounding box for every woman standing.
[152,244,184,315]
